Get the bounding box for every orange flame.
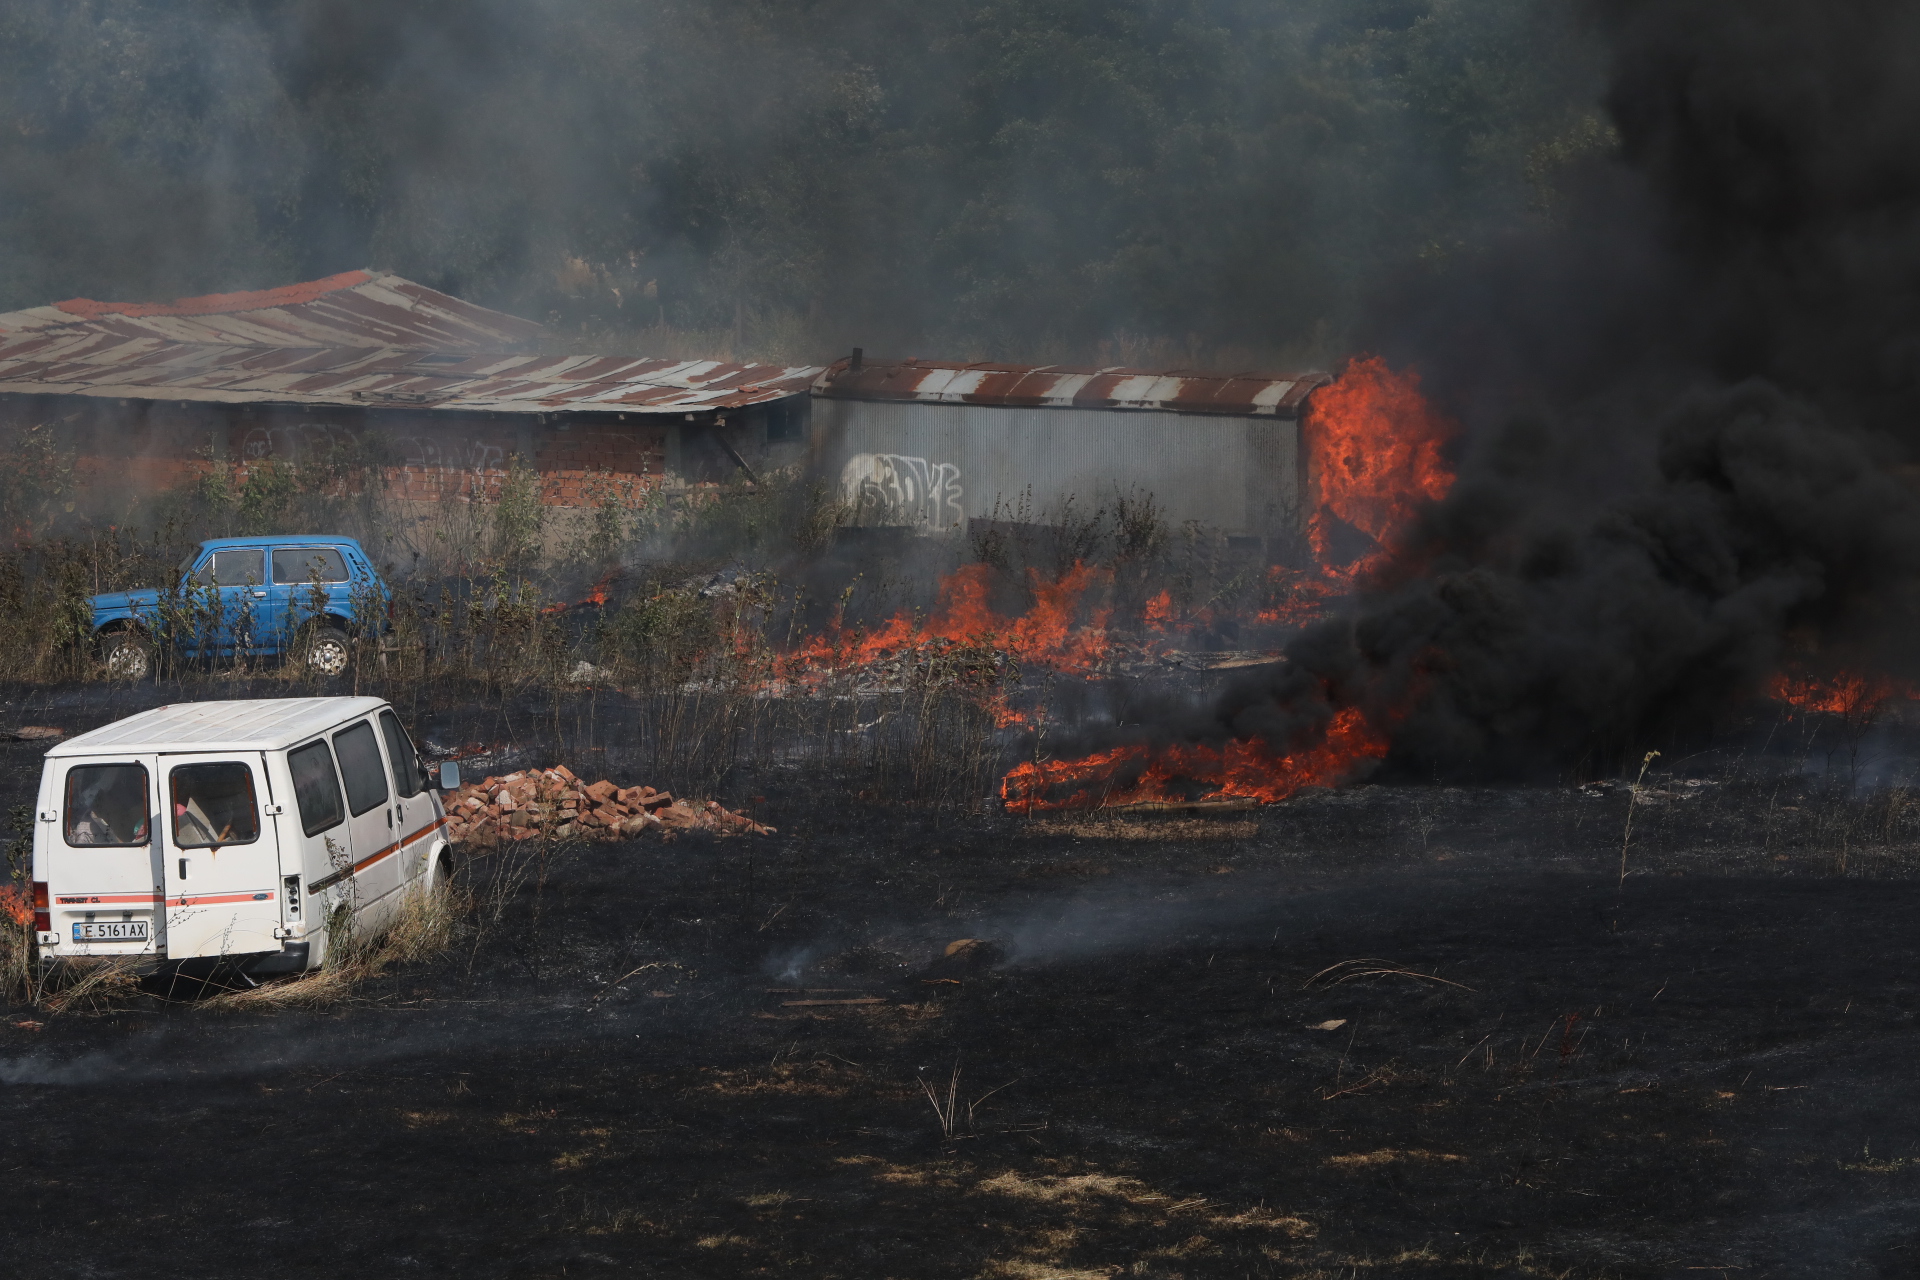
[0,884,29,928]
[1254,565,1349,627]
[992,358,1452,811]
[1766,669,1915,716]
[1305,355,1455,577]
[1001,704,1389,811]
[543,567,621,616]
[785,561,1111,677]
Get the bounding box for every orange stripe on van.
[168,890,276,907]
[307,816,447,893]
[60,889,274,907]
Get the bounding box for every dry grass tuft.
[204,880,465,1010]
[1025,817,1259,840]
[978,1262,1112,1280]
[39,957,142,1012]
[976,1171,1153,1204]
[1304,957,1474,992]
[1323,1148,1465,1169]
[0,914,31,1001]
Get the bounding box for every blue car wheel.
[99,632,154,681]
[297,623,352,677]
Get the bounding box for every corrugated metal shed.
[0,273,824,416]
[814,357,1328,417]
[0,270,542,352]
[817,399,1301,535]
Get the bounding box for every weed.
[917,1061,1020,1137]
[205,877,466,1010]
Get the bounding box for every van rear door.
[45,755,163,959]
[158,753,282,959]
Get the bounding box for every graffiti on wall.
[840,453,965,530]
[240,422,351,462]
[391,435,507,477]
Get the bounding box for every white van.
[30,697,459,976]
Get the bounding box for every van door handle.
[178,858,188,879]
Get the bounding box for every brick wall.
[4,395,674,509]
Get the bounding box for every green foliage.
[0,420,78,535]
[600,581,724,689]
[490,457,546,573]
[634,471,848,563]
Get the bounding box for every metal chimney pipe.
[851,347,864,371]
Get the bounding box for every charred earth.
[3,684,1920,1277]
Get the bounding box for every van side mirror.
[436,762,460,791]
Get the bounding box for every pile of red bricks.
[443,764,775,847]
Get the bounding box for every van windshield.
[65,764,150,847]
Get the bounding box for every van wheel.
[431,850,456,892]
[298,624,352,677]
[100,631,154,681]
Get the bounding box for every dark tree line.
[0,0,1608,363]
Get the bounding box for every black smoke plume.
[1208,0,1920,775]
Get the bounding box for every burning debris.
[443,765,774,846]
[995,356,1455,812]
[1766,669,1918,718]
[1301,356,1456,581]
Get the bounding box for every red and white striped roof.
[0,273,821,415]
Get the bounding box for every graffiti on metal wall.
[840,453,964,530]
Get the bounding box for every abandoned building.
[0,272,1328,545]
[0,270,820,512]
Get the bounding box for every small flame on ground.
[0,884,29,927]
[542,567,621,616]
[1001,705,1390,811]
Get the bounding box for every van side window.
[272,547,348,584]
[378,711,423,799]
[170,763,260,848]
[333,721,389,817]
[289,740,346,836]
[64,764,150,847]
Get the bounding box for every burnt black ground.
[5,686,1920,1277]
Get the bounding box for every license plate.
[72,920,149,942]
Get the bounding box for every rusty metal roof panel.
[0,271,544,352]
[0,332,823,416]
[813,357,1330,417]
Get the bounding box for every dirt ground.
[4,688,1920,1278]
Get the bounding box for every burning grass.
[4,354,1917,862]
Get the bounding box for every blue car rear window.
[272,547,349,584]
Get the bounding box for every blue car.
[91,535,391,680]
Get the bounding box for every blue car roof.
[197,535,367,552]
